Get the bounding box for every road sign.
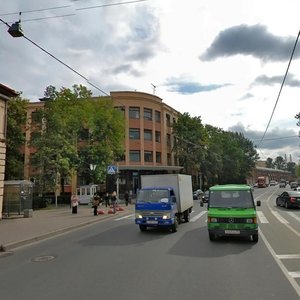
[107,165,117,174]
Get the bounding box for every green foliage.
[172,114,259,186]
[172,113,208,173]
[5,95,29,180]
[31,85,124,194]
[265,157,274,168]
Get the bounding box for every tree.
[273,156,286,170]
[30,85,124,195]
[5,95,28,180]
[265,157,274,168]
[172,113,208,175]
[286,161,296,175]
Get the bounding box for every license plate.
[225,230,240,234]
[147,220,158,224]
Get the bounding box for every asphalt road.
[0,186,299,300]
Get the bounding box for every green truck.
[201,184,261,242]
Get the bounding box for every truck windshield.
[137,189,169,203]
[209,190,254,208]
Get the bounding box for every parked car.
[276,191,300,209]
[193,189,204,200]
[201,190,209,203]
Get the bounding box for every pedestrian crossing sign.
[107,165,117,174]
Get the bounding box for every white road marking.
[259,229,300,297]
[115,214,135,221]
[272,211,289,224]
[277,254,300,259]
[289,272,300,278]
[257,211,268,223]
[287,212,300,223]
[190,211,207,222]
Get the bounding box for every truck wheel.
[139,225,147,232]
[171,218,178,233]
[252,234,258,243]
[184,211,190,223]
[209,232,216,241]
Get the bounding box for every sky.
[1,0,300,163]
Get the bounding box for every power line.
[0,17,109,96]
[0,5,71,16]
[76,0,148,11]
[257,30,300,148]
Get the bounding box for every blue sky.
[0,0,299,162]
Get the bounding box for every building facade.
[0,83,18,218]
[24,91,183,198]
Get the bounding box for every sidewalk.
[0,203,134,251]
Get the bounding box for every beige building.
[0,83,18,218]
[24,91,183,197]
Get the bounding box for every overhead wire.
[256,30,300,151]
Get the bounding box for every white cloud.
[1,0,299,162]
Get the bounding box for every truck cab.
[135,187,179,232]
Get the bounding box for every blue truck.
[135,174,193,232]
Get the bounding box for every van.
[201,184,261,242]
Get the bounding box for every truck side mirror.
[256,200,261,207]
[171,196,176,203]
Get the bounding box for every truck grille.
[217,217,249,224]
[141,211,164,218]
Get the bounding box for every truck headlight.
[135,213,143,219]
[208,217,218,223]
[162,213,171,220]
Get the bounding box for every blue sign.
[107,165,117,174]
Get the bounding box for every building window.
[166,113,171,127]
[31,111,41,124]
[144,108,152,121]
[144,151,153,162]
[155,110,161,123]
[129,107,140,119]
[155,131,161,143]
[144,129,152,141]
[129,128,140,139]
[156,152,161,163]
[130,150,140,162]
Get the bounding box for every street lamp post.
[90,164,97,184]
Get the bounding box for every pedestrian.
[71,194,79,214]
[124,190,129,206]
[111,191,117,213]
[104,192,110,207]
[92,193,100,216]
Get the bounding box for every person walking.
[91,193,100,216]
[124,190,129,206]
[111,191,117,214]
[104,192,110,207]
[71,194,79,214]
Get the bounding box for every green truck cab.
[201,184,261,242]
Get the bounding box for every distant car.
[269,180,277,186]
[193,189,204,200]
[279,182,286,188]
[276,191,300,209]
[201,190,209,203]
[290,182,298,189]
